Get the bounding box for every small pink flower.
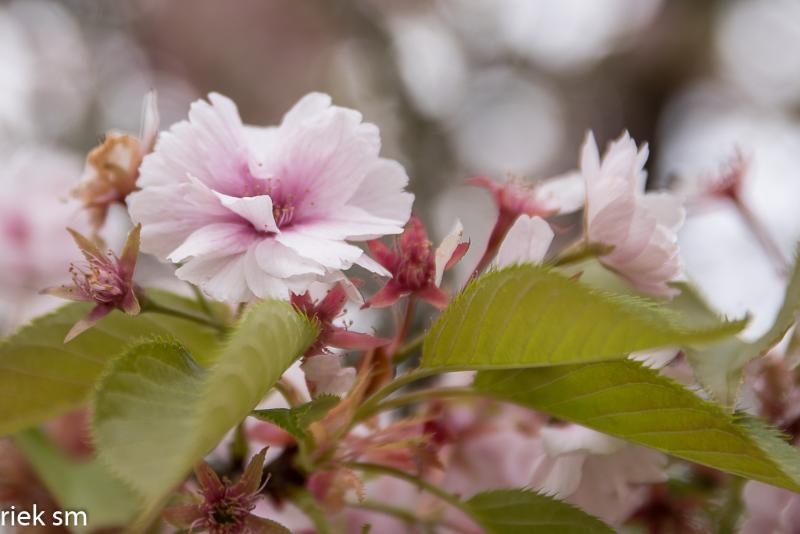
[73,92,159,231]
[128,93,413,303]
[0,149,89,329]
[300,354,356,397]
[468,173,585,220]
[582,131,685,298]
[307,467,365,513]
[364,216,468,309]
[42,225,141,342]
[530,424,667,525]
[468,173,582,275]
[740,481,800,534]
[495,215,555,267]
[163,448,271,534]
[291,282,389,358]
[701,148,748,202]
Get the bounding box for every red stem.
[735,198,788,278]
[389,296,416,356]
[467,210,516,284]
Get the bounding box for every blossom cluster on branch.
[1,90,799,534]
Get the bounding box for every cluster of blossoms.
[5,88,798,534]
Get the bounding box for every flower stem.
[352,367,445,424]
[553,239,611,268]
[141,299,228,333]
[391,332,426,364]
[344,461,470,518]
[716,476,745,534]
[735,199,789,277]
[347,500,420,526]
[347,500,472,533]
[468,210,516,283]
[290,488,334,534]
[188,283,215,319]
[274,378,305,407]
[357,387,477,420]
[389,296,416,356]
[229,421,247,472]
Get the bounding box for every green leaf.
[91,300,317,522]
[251,395,340,441]
[475,361,800,492]
[683,247,800,407]
[0,289,223,437]
[13,428,138,532]
[463,489,614,533]
[422,265,746,369]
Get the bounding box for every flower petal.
[65,304,113,343]
[176,253,251,302]
[434,219,465,286]
[168,223,255,263]
[213,191,280,234]
[275,231,363,271]
[496,215,554,267]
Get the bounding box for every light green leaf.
[422,265,745,369]
[0,289,223,437]
[464,489,614,534]
[13,428,138,532]
[683,247,800,407]
[475,361,800,492]
[251,395,340,441]
[91,300,317,522]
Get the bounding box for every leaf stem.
[553,239,611,267]
[347,500,472,533]
[352,368,446,423]
[344,461,469,516]
[357,387,478,420]
[291,488,334,534]
[716,476,745,534]
[141,299,228,333]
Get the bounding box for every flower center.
[272,203,295,229]
[70,258,125,304]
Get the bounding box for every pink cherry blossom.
[127,92,413,302]
[163,447,270,533]
[582,131,685,298]
[740,481,800,534]
[300,354,356,397]
[73,91,159,232]
[468,172,582,276]
[364,216,468,309]
[42,225,141,342]
[495,215,555,267]
[291,282,389,358]
[467,172,585,220]
[0,149,89,331]
[530,424,667,525]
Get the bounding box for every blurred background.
[2,0,800,339]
